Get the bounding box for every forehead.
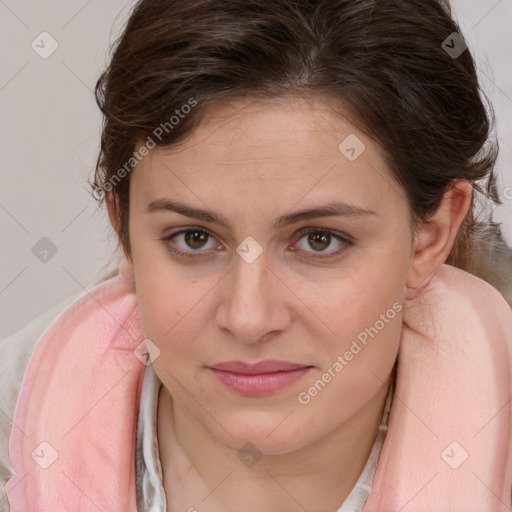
[131,95,407,221]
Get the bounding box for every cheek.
[306,268,403,341]
[302,266,404,387]
[131,234,184,337]
[294,280,402,427]
[134,269,214,373]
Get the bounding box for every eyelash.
[159,227,353,261]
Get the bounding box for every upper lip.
[210,360,311,375]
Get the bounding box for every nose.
[215,250,291,345]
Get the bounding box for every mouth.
[208,360,313,396]
[210,360,311,374]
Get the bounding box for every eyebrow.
[145,198,377,229]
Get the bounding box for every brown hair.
[91,0,512,305]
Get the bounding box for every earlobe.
[106,193,136,286]
[119,255,135,283]
[406,180,472,293]
[106,193,118,232]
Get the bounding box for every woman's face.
[127,95,413,454]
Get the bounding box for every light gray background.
[1,0,511,339]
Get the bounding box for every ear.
[105,193,135,283]
[406,180,472,293]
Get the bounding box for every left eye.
[160,227,352,260]
[293,227,352,258]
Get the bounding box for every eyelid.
[293,226,354,246]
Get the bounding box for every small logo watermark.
[441,441,469,469]
[31,32,59,59]
[236,236,263,264]
[338,134,366,161]
[237,442,263,468]
[133,338,161,366]
[442,32,467,59]
[31,441,59,469]
[31,237,58,263]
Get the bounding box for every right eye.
[160,227,223,260]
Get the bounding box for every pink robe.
[4,263,512,511]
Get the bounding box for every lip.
[208,360,313,396]
[210,360,311,374]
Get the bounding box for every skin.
[107,95,471,511]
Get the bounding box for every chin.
[208,414,308,456]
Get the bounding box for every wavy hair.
[91,0,512,306]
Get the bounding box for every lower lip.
[208,367,312,396]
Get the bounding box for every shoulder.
[0,290,86,510]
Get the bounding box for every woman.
[2,0,512,510]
